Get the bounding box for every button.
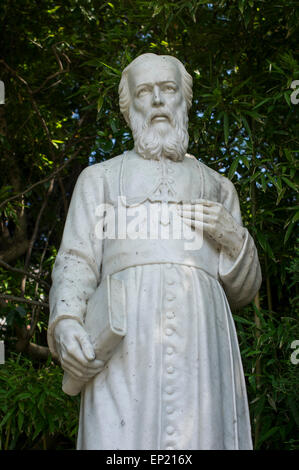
[166,406,174,414]
[165,386,174,395]
[167,279,175,286]
[166,347,174,355]
[166,426,175,435]
[166,311,175,319]
[165,328,174,336]
[167,366,174,374]
[166,294,175,301]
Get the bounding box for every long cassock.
[48,151,261,450]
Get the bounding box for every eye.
[163,84,176,93]
[137,87,150,97]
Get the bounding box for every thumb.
[79,333,95,361]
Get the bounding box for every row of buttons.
[163,263,177,450]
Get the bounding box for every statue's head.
[119,53,193,161]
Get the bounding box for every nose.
[152,85,164,106]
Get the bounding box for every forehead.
[127,58,181,90]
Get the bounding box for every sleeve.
[218,176,262,310]
[47,166,105,358]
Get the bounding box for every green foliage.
[234,308,299,450]
[0,354,79,450]
[0,0,298,450]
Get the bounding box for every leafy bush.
[0,354,79,450]
[235,308,299,450]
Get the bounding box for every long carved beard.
[129,103,189,162]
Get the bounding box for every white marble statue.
[47,53,262,450]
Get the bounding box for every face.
[125,56,189,161]
[128,58,184,135]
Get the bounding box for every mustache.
[144,108,174,127]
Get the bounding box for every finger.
[179,206,219,216]
[64,347,105,369]
[181,218,219,237]
[190,199,219,207]
[62,341,87,365]
[77,333,95,361]
[181,219,204,231]
[62,356,104,376]
[81,358,105,370]
[61,362,90,381]
[65,341,99,368]
[180,212,218,225]
[179,210,203,220]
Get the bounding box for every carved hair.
[119,53,193,126]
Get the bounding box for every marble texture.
[48,53,262,450]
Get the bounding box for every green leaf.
[0,409,14,428]
[246,350,262,357]
[240,154,250,169]
[99,62,121,76]
[254,395,266,416]
[290,211,299,223]
[223,112,229,145]
[18,412,24,432]
[255,231,275,259]
[257,427,280,447]
[152,4,163,17]
[233,315,254,326]
[267,394,277,412]
[241,116,252,139]
[228,158,239,180]
[110,119,118,134]
[281,176,298,192]
[284,91,291,106]
[32,421,44,441]
[261,174,267,192]
[16,392,31,400]
[97,96,103,113]
[284,222,295,244]
[287,397,299,427]
[284,148,293,162]
[253,98,272,110]
[276,187,286,205]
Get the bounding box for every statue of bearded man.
[48,53,261,450]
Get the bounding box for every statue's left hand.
[178,199,246,258]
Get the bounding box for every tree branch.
[26,342,55,362]
[0,294,49,309]
[0,146,82,211]
[21,178,55,294]
[0,240,29,263]
[0,259,50,288]
[32,46,70,95]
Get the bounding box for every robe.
[47,151,261,450]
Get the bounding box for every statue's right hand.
[54,319,105,382]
